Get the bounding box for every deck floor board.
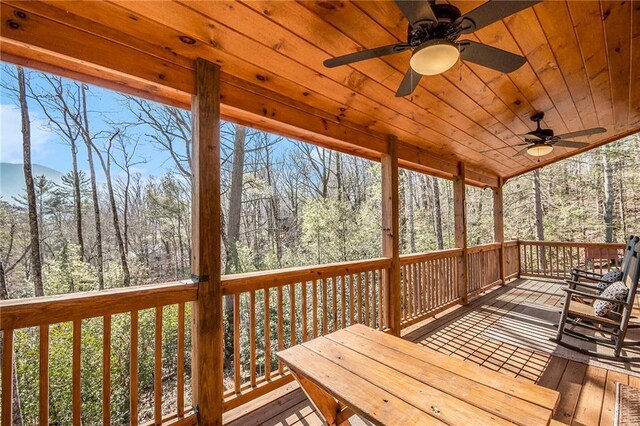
[225,278,639,425]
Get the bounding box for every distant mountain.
[0,162,64,203]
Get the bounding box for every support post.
[493,177,506,285]
[382,135,400,336]
[191,58,222,425]
[453,162,468,304]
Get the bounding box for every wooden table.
[277,324,560,425]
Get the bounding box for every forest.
[1,65,638,424]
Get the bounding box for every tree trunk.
[18,67,44,297]
[431,176,444,250]
[70,138,85,259]
[223,125,246,372]
[533,169,544,241]
[406,172,416,253]
[602,145,615,243]
[93,132,131,286]
[224,125,246,274]
[81,85,105,289]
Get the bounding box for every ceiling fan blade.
[457,1,542,34]
[553,127,607,140]
[394,0,437,26]
[518,133,542,141]
[480,143,529,153]
[459,40,526,73]
[324,43,409,68]
[514,146,530,157]
[396,67,422,97]
[554,140,589,149]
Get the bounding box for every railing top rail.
[221,257,391,295]
[466,242,502,254]
[399,248,463,263]
[0,280,198,330]
[519,240,626,248]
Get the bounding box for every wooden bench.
[278,324,560,425]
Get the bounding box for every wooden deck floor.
[224,278,640,426]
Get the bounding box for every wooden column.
[493,178,506,285]
[453,162,468,304]
[382,135,400,336]
[191,58,223,425]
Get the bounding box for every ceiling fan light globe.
[527,144,554,157]
[410,40,460,75]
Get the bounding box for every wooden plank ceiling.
[1,1,638,187]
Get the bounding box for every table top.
[277,324,560,425]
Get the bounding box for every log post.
[493,177,506,285]
[191,58,223,425]
[382,135,401,336]
[453,162,468,304]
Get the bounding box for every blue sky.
[1,65,187,180]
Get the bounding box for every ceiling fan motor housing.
[407,4,462,46]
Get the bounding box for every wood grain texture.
[190,58,223,425]
[0,280,197,329]
[381,135,400,336]
[2,1,636,182]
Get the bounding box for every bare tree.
[17,67,45,297]
[92,130,131,286]
[602,145,615,242]
[533,169,544,241]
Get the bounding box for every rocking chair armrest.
[571,267,603,277]
[565,280,601,291]
[563,288,629,305]
[570,273,610,284]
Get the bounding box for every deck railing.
[220,257,390,410]
[399,249,462,327]
[6,238,622,423]
[519,240,626,279]
[0,281,198,425]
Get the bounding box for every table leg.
[291,370,353,426]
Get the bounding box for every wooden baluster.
[73,319,81,426]
[522,243,528,275]
[2,329,14,426]
[177,303,185,417]
[364,271,370,326]
[277,286,283,375]
[348,273,355,325]
[555,246,560,278]
[372,272,378,329]
[341,275,347,329]
[332,276,338,332]
[301,281,308,342]
[39,325,49,425]
[264,288,271,380]
[312,280,318,338]
[154,307,163,424]
[322,278,328,333]
[354,273,361,324]
[234,293,241,393]
[250,291,256,387]
[103,316,111,424]
[378,270,384,329]
[131,310,139,426]
[290,283,296,344]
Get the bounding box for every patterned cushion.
[597,269,624,291]
[593,281,628,317]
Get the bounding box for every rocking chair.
[553,240,640,360]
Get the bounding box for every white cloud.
[0,104,54,163]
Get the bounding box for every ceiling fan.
[323,0,541,97]
[482,112,607,157]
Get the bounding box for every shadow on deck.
[224,278,640,426]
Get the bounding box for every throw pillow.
[593,281,628,317]
[597,269,624,291]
